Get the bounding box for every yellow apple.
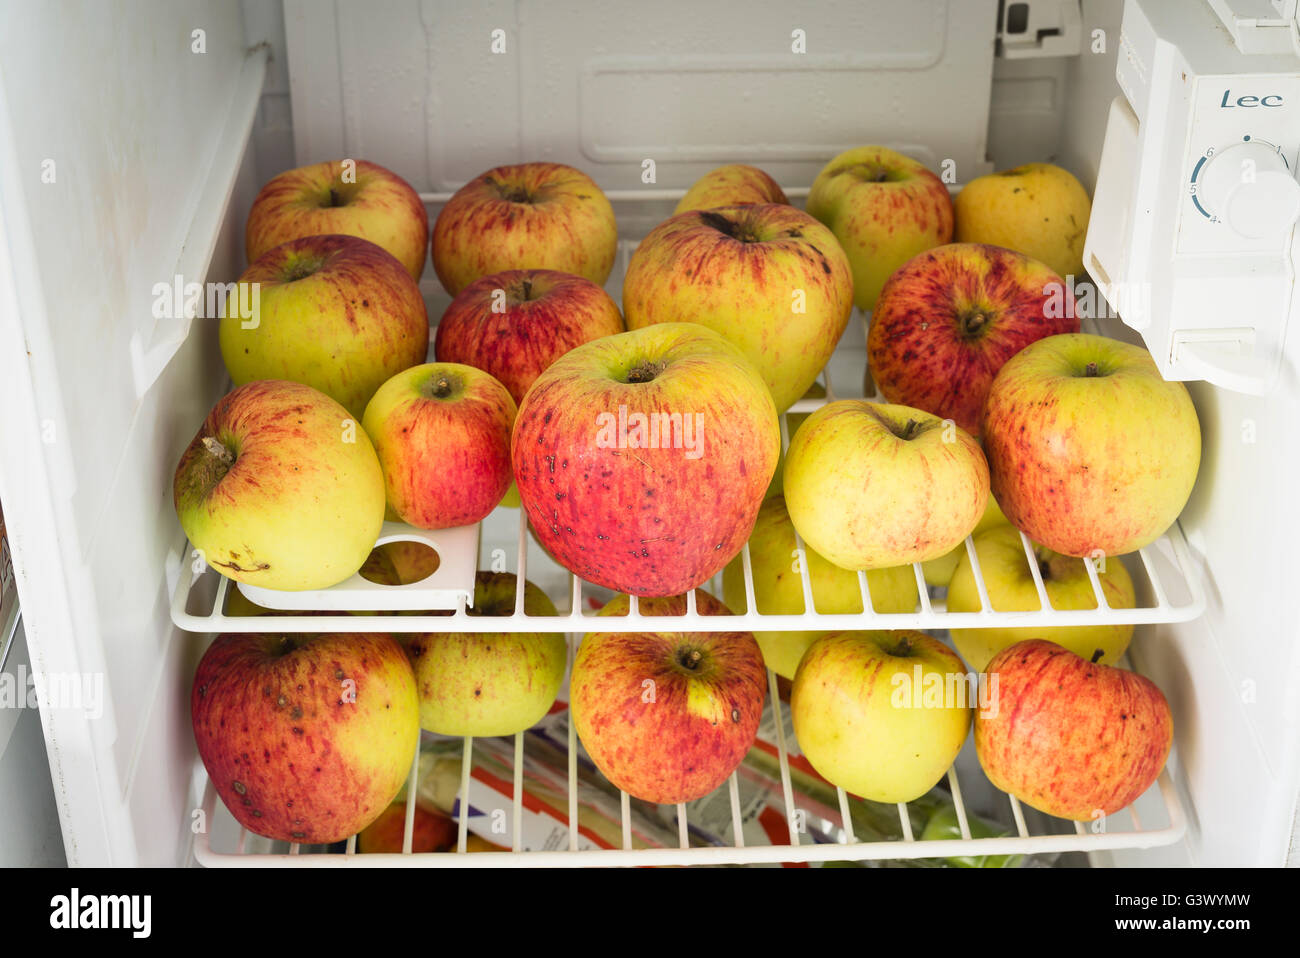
[674,164,789,215]
[921,493,1009,588]
[947,524,1136,672]
[954,162,1092,280]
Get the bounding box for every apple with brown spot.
[245,159,429,280]
[191,631,420,844]
[674,164,789,215]
[867,243,1078,436]
[431,162,617,296]
[623,204,853,412]
[974,639,1174,821]
[362,363,516,530]
[220,234,429,420]
[981,333,1201,557]
[570,590,766,804]
[434,269,624,406]
[511,323,779,597]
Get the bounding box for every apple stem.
[1091,649,1105,664]
[900,418,920,441]
[1084,362,1100,377]
[329,188,342,207]
[521,278,533,301]
[201,436,233,465]
[432,376,453,399]
[678,648,703,671]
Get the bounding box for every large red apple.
[511,323,779,597]
[192,631,419,843]
[173,380,387,591]
[974,639,1174,821]
[361,363,516,530]
[245,159,429,280]
[981,333,1201,557]
[622,203,853,412]
[220,234,430,419]
[431,162,617,296]
[867,243,1078,436]
[434,269,624,406]
[570,590,767,805]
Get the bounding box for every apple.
[219,234,430,419]
[955,163,1092,280]
[974,639,1174,820]
[409,572,563,737]
[434,269,625,406]
[947,524,1136,671]
[920,493,1009,588]
[356,800,459,853]
[245,159,429,280]
[622,204,853,413]
[512,323,779,597]
[570,590,767,804]
[791,630,973,803]
[721,495,919,679]
[806,146,954,311]
[431,162,617,296]
[981,333,1201,557]
[362,363,516,530]
[674,164,789,215]
[174,380,386,591]
[784,400,989,570]
[191,630,419,843]
[867,243,1079,436]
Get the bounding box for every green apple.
[947,524,1136,672]
[806,146,954,311]
[409,572,563,737]
[784,400,989,570]
[920,493,1009,588]
[791,630,972,803]
[721,495,918,678]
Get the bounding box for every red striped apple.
[974,639,1174,821]
[806,146,954,311]
[173,380,386,591]
[981,333,1201,557]
[867,243,1079,436]
[431,162,617,296]
[512,323,779,597]
[362,363,516,530]
[570,590,766,804]
[220,234,429,419]
[784,400,989,570]
[434,269,624,406]
[674,164,789,214]
[623,204,853,412]
[791,630,973,803]
[191,630,419,843]
[245,159,429,279]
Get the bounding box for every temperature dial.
[1194,140,1300,239]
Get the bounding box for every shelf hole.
[358,541,441,585]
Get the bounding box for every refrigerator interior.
[0,0,1296,866]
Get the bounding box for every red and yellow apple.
[981,333,1201,557]
[791,630,972,803]
[947,524,1136,671]
[409,572,564,737]
[512,323,779,597]
[974,639,1174,820]
[721,495,919,678]
[921,493,1008,588]
[431,162,617,295]
[219,234,430,420]
[806,146,954,311]
[191,630,419,843]
[362,363,516,530]
[356,800,459,853]
[571,590,767,804]
[955,163,1092,280]
[245,159,429,280]
[434,269,624,406]
[867,243,1079,436]
[622,204,853,412]
[674,164,789,214]
[783,400,989,570]
[173,380,386,591]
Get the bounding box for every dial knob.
[1199,141,1300,239]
